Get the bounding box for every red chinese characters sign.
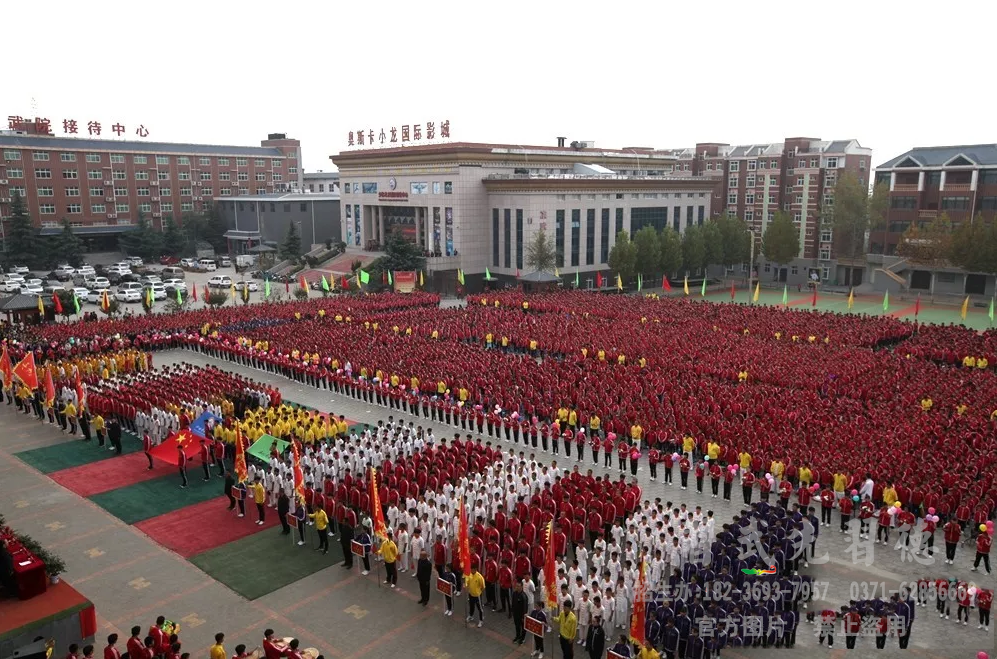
[348,120,450,148]
[7,115,150,138]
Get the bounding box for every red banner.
[436,577,453,597]
[291,440,305,503]
[544,521,557,609]
[12,352,39,390]
[149,429,201,465]
[525,616,545,637]
[629,557,647,645]
[458,498,471,576]
[370,467,388,541]
[234,426,248,483]
[393,271,417,294]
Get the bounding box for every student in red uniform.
[143,433,154,470]
[261,630,284,659]
[876,505,893,544]
[694,461,705,494]
[709,461,721,498]
[977,587,992,631]
[103,635,121,659]
[199,439,212,481]
[126,627,144,659]
[678,455,691,490]
[943,518,962,564]
[214,438,226,477]
[647,446,659,481]
[177,445,188,488]
[82,646,94,659]
[819,487,835,526]
[742,470,755,504]
[65,644,80,659]
[972,528,992,574]
[722,463,734,501]
[778,479,793,509]
[148,618,165,655]
[283,640,302,659]
[956,581,972,624]
[838,493,853,533]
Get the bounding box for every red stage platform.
[0,580,95,650]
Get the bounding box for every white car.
[114,282,142,302]
[22,283,43,295]
[145,283,167,300]
[10,265,30,275]
[139,275,162,286]
[86,288,110,304]
[126,256,144,266]
[44,283,66,294]
[76,265,96,277]
[207,275,232,288]
[89,276,110,289]
[234,280,259,292]
[220,257,232,267]
[71,287,90,299]
[54,265,76,277]
[198,259,217,272]
[180,258,197,268]
[106,265,132,276]
[163,278,187,292]
[24,278,42,288]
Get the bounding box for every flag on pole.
[752,282,760,303]
[176,287,183,304]
[369,467,388,541]
[12,353,39,390]
[73,294,81,315]
[52,294,63,315]
[0,344,12,389]
[298,274,308,291]
[285,278,289,294]
[554,266,560,278]
[37,295,44,315]
[544,521,557,609]
[729,282,735,301]
[960,295,969,320]
[811,287,818,307]
[700,278,706,297]
[290,440,305,503]
[847,288,854,309]
[616,273,623,291]
[74,368,87,411]
[233,426,248,484]
[484,267,493,281]
[637,273,643,292]
[914,293,921,319]
[883,291,890,313]
[101,290,111,312]
[321,275,330,292]
[782,285,789,307]
[457,269,465,286]
[388,271,393,286]
[419,270,424,287]
[515,268,520,279]
[575,270,580,288]
[192,284,198,302]
[147,287,154,307]
[43,367,56,408]
[596,272,603,288]
[241,284,249,303]
[359,269,370,285]
[989,297,995,325]
[458,497,472,576]
[264,278,271,298]
[662,276,672,292]
[629,556,648,646]
[683,276,689,296]
[340,275,349,290]
[203,284,210,301]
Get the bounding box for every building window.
[159,187,171,196]
[570,209,581,267]
[199,157,211,166]
[61,169,78,179]
[585,208,595,265]
[219,172,231,181]
[890,196,917,210]
[630,207,668,234]
[747,160,757,171]
[255,173,266,181]
[37,186,54,197]
[727,192,737,205]
[175,156,189,166]
[64,186,80,196]
[138,203,152,213]
[6,167,23,178]
[237,172,249,181]
[113,187,128,196]
[820,229,832,242]
[181,202,194,212]
[791,265,799,275]
[746,175,755,187]
[763,262,770,273]
[272,159,282,167]
[180,188,192,197]
[90,203,105,213]
[137,188,150,196]
[254,158,265,167]
[616,208,624,237]
[154,171,168,180]
[728,175,738,188]
[601,208,610,264]
[555,210,565,268]
[60,152,76,162]
[516,209,524,270]
[940,196,969,210]
[154,155,168,165]
[3,150,21,160]
[240,187,248,195]
[745,192,755,204]
[89,187,102,196]
[273,173,282,182]
[161,202,172,212]
[825,157,838,169]
[109,170,124,180]
[793,211,802,222]
[33,152,50,161]
[503,209,512,268]
[819,248,831,260]
[686,206,694,227]
[220,188,231,196]
[236,157,248,166]
[492,209,500,267]
[35,168,52,178]
[38,204,56,214]
[218,158,229,166]
[698,206,705,225]
[201,187,213,197]
[135,171,149,180]
[672,207,680,232]
[444,181,453,194]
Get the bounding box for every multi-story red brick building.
[665,137,872,284]
[0,127,302,247]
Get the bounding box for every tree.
[701,220,723,270]
[949,215,997,275]
[118,214,163,260]
[204,291,228,307]
[681,225,706,274]
[762,211,800,266]
[897,213,953,267]
[281,222,302,261]
[658,227,683,276]
[162,217,187,256]
[632,226,660,277]
[51,220,84,267]
[5,191,39,266]
[607,230,637,285]
[55,290,78,319]
[822,172,889,260]
[380,233,426,273]
[714,216,751,267]
[525,229,556,272]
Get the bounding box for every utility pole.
[748,228,755,303]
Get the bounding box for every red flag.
[458,498,472,576]
[370,467,388,541]
[0,344,13,389]
[234,426,248,483]
[44,367,56,408]
[629,557,647,645]
[811,287,818,307]
[299,274,308,291]
[382,271,388,285]
[192,284,198,302]
[914,293,921,318]
[341,275,349,289]
[544,521,557,609]
[596,272,603,288]
[53,294,63,314]
[149,429,200,465]
[203,284,210,302]
[284,278,289,293]
[730,282,736,301]
[12,353,39,390]
[74,368,87,411]
[291,440,305,503]
[100,290,111,312]
[516,268,520,278]
[662,276,672,292]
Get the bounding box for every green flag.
[883,291,890,312]
[176,287,183,304]
[388,271,393,285]
[637,273,643,292]
[359,269,370,284]
[782,285,788,307]
[264,278,271,298]
[321,275,330,291]
[990,297,995,325]
[700,278,707,297]
[485,267,492,281]
[574,270,579,288]
[73,294,81,314]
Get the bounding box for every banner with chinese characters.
[347,120,450,148]
[353,205,361,246]
[445,207,454,256]
[7,115,150,138]
[393,271,416,294]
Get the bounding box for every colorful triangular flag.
[847,288,854,310]
[683,276,689,296]
[960,295,969,320]
[753,282,760,303]
[782,285,788,307]
[700,278,706,297]
[662,276,672,292]
[883,290,890,312]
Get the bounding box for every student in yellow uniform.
[555,600,577,656]
[252,478,266,525]
[683,435,696,459]
[309,507,330,554]
[882,483,897,507]
[589,414,601,436]
[833,471,847,495]
[64,400,78,435]
[378,530,399,586]
[738,451,752,474]
[567,409,577,429]
[707,440,721,461]
[798,463,813,487]
[209,634,226,659]
[630,423,643,444]
[464,564,486,626]
[94,413,106,447]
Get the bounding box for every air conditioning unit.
[107,213,117,219]
[150,180,159,186]
[193,196,201,201]
[105,196,114,201]
[0,197,10,203]
[151,196,160,201]
[103,181,111,186]
[0,179,7,184]
[152,212,162,218]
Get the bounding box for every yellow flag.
[752,282,760,303]
[419,270,425,287]
[457,269,465,286]
[961,296,969,320]
[37,295,44,314]
[683,276,689,296]
[230,283,236,299]
[555,266,560,278]
[616,273,623,291]
[847,288,854,309]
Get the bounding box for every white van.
[198,259,217,271]
[161,266,185,279]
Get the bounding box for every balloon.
[968,587,977,596]
[988,520,994,529]
[704,456,710,461]
[765,473,772,479]
[851,489,858,496]
[982,524,988,532]
[672,453,681,461]
[976,652,988,659]
[852,496,859,502]
[927,507,936,515]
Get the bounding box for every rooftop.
[213,191,340,202]
[876,144,997,169]
[0,132,287,157]
[333,141,679,165]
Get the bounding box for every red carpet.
[0,579,91,639]
[49,452,173,497]
[135,495,280,558]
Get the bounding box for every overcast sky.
[8,1,994,172]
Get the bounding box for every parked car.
[1,277,24,293]
[22,283,43,295]
[86,288,110,304]
[198,259,218,272]
[139,275,162,286]
[163,278,188,293]
[234,280,259,292]
[106,265,132,276]
[207,275,232,288]
[219,256,232,267]
[180,258,197,269]
[159,255,180,265]
[89,276,110,289]
[114,282,142,303]
[10,265,30,275]
[53,265,76,279]
[44,283,66,294]
[76,265,96,277]
[161,266,185,279]
[145,282,167,300]
[71,287,90,299]
[125,256,144,266]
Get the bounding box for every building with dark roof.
[0,129,303,250]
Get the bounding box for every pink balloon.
[987,520,994,529]
[976,652,988,659]
[927,507,936,515]
[851,489,858,496]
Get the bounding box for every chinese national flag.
[291,439,305,503]
[12,352,39,390]
[629,557,647,645]
[203,284,210,302]
[662,276,672,292]
[458,498,472,576]
[285,278,290,294]
[0,344,13,389]
[44,367,56,408]
[53,294,63,314]
[369,467,388,541]
[234,426,248,483]
[544,521,557,609]
[596,272,603,288]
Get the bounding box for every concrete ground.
[1,349,992,659]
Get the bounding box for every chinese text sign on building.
[348,120,450,148]
[7,115,150,138]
